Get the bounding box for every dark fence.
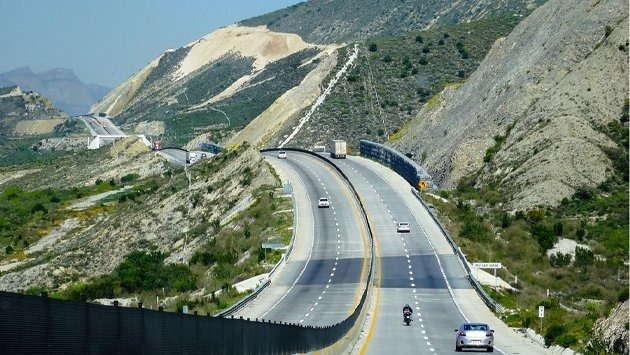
[359,140,434,190]
[0,289,363,355]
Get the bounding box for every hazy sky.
[0,0,302,88]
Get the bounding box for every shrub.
[604,25,612,38]
[368,43,378,52]
[555,334,577,347]
[121,174,139,183]
[501,213,511,228]
[617,287,629,302]
[550,252,571,267]
[532,223,556,251]
[545,324,565,346]
[574,186,594,200]
[415,35,423,43]
[553,222,564,236]
[574,246,594,267]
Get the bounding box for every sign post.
[538,306,545,332]
[472,262,502,288]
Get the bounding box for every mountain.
[389,0,628,210]
[1,0,627,351]
[0,67,111,115]
[91,0,543,149]
[239,0,546,44]
[0,86,68,136]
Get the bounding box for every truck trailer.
[328,140,347,159]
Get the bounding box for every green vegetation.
[285,14,526,150]
[63,251,197,301]
[424,117,629,352]
[54,182,293,315]
[24,145,294,315]
[0,181,118,257]
[0,174,163,259]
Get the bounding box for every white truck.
[187,152,198,164]
[328,140,347,159]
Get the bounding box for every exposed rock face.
[391,0,628,210]
[592,301,629,355]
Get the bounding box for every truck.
[328,139,347,159]
[187,152,198,164]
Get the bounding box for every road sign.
[418,180,429,189]
[472,262,502,269]
[538,306,545,318]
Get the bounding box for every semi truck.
[328,140,347,159]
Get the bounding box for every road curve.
[236,151,370,327]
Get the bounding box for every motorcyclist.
[402,304,413,322]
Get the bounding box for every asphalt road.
[332,155,554,355]
[236,151,370,327]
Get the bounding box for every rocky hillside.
[591,300,629,355]
[240,0,546,44]
[0,86,68,136]
[90,0,546,150]
[390,0,628,210]
[0,138,277,293]
[91,25,339,148]
[0,67,110,115]
[259,14,526,151]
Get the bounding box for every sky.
[0,0,302,88]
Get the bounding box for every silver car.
[454,323,494,352]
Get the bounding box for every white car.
[318,197,330,208]
[397,222,411,233]
[277,151,287,159]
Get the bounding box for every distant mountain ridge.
[0,67,110,115]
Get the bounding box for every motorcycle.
[403,310,412,326]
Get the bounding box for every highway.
[236,151,370,326]
[330,155,554,355]
[328,155,467,354]
[244,151,553,354]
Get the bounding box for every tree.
[368,43,378,52]
[574,246,594,267]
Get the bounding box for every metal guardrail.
[359,140,434,190]
[356,139,502,313]
[410,189,503,313]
